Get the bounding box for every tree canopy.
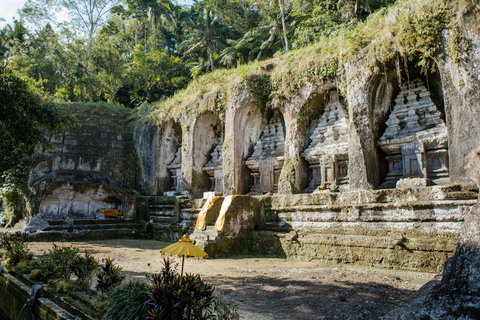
[0,0,397,108]
[0,67,76,188]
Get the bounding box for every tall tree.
[21,0,119,57]
[181,7,228,72]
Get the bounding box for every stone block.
[396,178,430,189]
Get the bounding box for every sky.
[0,0,195,28]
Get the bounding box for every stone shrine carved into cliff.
[303,90,349,192]
[203,138,223,194]
[378,79,449,188]
[167,148,182,193]
[245,111,285,194]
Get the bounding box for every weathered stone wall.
[423,147,480,319]
[27,106,138,220]
[134,120,182,195]
[439,28,480,185]
[256,186,477,272]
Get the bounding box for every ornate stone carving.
[167,148,182,193]
[203,138,223,194]
[303,90,349,192]
[378,79,449,188]
[245,111,285,194]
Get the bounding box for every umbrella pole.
[181,255,185,277]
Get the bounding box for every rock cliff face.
[26,106,137,221]
[22,4,480,279]
[423,147,480,319]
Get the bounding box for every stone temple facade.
[203,138,224,194]
[378,79,449,189]
[21,25,480,294]
[303,90,349,192]
[245,111,285,195]
[167,148,182,194]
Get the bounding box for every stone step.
[47,219,135,226]
[150,212,174,218]
[149,216,175,223]
[193,240,207,249]
[43,222,140,232]
[26,227,143,241]
[150,204,175,210]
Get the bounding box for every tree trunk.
[208,46,214,72]
[279,0,289,52]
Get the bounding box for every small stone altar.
[303,90,349,192]
[378,79,449,188]
[167,148,182,194]
[245,111,285,194]
[203,138,223,194]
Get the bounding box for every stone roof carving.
[167,148,182,170]
[304,91,349,161]
[203,138,223,172]
[379,78,446,145]
[378,78,449,188]
[246,111,285,164]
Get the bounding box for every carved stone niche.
[303,90,349,192]
[167,148,182,194]
[202,138,223,195]
[378,79,449,189]
[245,110,285,195]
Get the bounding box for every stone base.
[397,178,430,189]
[203,191,221,199]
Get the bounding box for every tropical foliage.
[0,0,399,108]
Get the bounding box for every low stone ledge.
[0,271,94,320]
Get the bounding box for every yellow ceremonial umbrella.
[160,235,208,276]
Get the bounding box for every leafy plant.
[101,280,152,320]
[71,250,98,290]
[56,279,76,294]
[15,259,34,274]
[212,299,239,320]
[0,234,32,265]
[32,253,57,280]
[96,257,125,295]
[243,74,273,109]
[147,258,238,320]
[48,244,79,279]
[28,268,44,280]
[0,68,77,222]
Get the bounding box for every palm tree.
[219,35,263,67]
[181,7,228,72]
[0,20,28,62]
[232,0,302,61]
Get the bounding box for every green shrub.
[29,269,45,280]
[101,280,151,320]
[0,234,32,265]
[212,299,240,320]
[16,259,34,274]
[147,258,239,320]
[96,257,125,295]
[32,253,57,280]
[93,295,109,313]
[56,279,76,294]
[243,74,272,109]
[49,244,79,279]
[31,244,80,280]
[71,251,98,290]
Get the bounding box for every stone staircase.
[25,218,144,241]
[148,196,178,225]
[190,225,220,250]
[147,196,201,240]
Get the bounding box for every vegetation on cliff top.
[138,0,474,125]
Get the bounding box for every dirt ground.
[27,240,440,320]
